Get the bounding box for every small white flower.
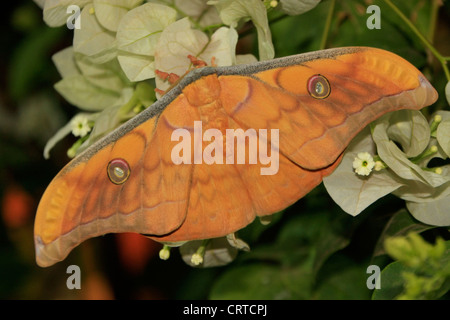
[71,115,91,137]
[159,246,171,260]
[353,152,375,176]
[191,253,204,266]
[374,160,386,171]
[434,114,442,123]
[67,147,76,159]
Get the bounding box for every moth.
[34,47,438,267]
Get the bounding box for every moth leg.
[155,70,180,84]
[210,56,217,67]
[187,55,217,68]
[155,55,216,96]
[155,70,182,96]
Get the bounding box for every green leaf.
[376,237,450,299]
[43,0,91,27]
[134,81,156,108]
[373,209,433,257]
[371,261,406,300]
[313,264,371,299]
[275,209,353,273]
[270,1,329,55]
[310,216,353,274]
[331,1,427,65]
[278,0,321,16]
[209,206,356,299]
[73,4,117,60]
[209,0,274,61]
[209,264,313,299]
[9,27,64,101]
[176,268,219,299]
[93,0,144,32]
[235,211,284,244]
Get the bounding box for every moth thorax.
[183,74,221,107]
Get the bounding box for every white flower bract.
[70,115,91,137]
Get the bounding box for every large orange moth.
[34,47,438,267]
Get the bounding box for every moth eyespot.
[307,74,330,99]
[107,158,130,185]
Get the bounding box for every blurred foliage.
[0,0,449,300]
[373,231,450,299]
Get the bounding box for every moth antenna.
[154,88,166,96]
[168,73,180,84]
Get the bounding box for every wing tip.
[418,74,439,107]
[35,235,59,268]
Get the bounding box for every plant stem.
[427,0,439,42]
[319,0,335,50]
[382,0,450,81]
